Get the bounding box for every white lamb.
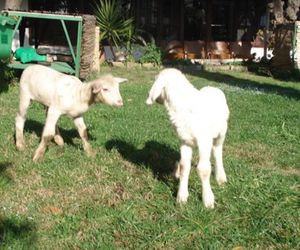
[15,64,127,161]
[146,68,229,208]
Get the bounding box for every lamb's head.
[91,75,127,107]
[146,68,184,105]
[146,74,167,105]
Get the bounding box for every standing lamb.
[15,64,127,161]
[146,68,229,208]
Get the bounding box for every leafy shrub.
[139,42,162,66]
[93,0,134,60]
[93,0,134,46]
[0,59,16,90]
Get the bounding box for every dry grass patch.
[226,142,275,167]
[226,142,300,177]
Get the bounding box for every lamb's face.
[92,75,127,107]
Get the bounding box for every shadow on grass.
[0,216,37,247]
[0,162,13,184]
[181,68,300,101]
[105,139,180,184]
[24,119,95,146]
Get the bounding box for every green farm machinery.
[0,10,97,78]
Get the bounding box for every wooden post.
[92,26,100,72]
[294,21,300,69]
[263,5,270,59]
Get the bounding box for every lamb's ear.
[114,77,128,84]
[146,77,166,105]
[91,80,103,94]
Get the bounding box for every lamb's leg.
[173,161,181,179]
[54,125,64,146]
[176,144,192,204]
[73,116,95,157]
[33,107,61,161]
[15,94,31,150]
[197,140,215,208]
[44,106,64,146]
[213,133,227,186]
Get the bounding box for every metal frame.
[4,10,83,77]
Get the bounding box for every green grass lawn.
[0,66,299,249]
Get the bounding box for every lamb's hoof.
[176,191,189,204]
[216,175,227,186]
[33,150,44,162]
[203,192,215,209]
[16,142,25,151]
[54,135,64,146]
[204,201,214,209]
[86,148,96,158]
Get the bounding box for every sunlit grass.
[0,66,299,249]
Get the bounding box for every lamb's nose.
[116,99,123,107]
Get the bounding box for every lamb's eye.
[102,88,109,92]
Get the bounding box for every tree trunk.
[269,0,300,69]
[4,0,23,10]
[272,24,294,69]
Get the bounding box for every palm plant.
[93,0,134,60]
